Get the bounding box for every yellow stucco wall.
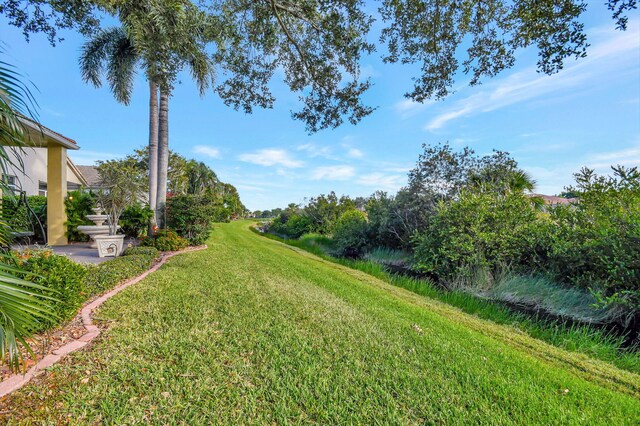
[46,145,68,245]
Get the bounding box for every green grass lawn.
[3,221,639,424]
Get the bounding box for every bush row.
[413,167,640,311]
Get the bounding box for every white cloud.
[193,145,221,159]
[311,165,355,181]
[346,147,364,158]
[357,173,406,191]
[586,145,640,170]
[235,184,266,192]
[393,98,433,119]
[238,148,303,168]
[296,143,334,159]
[425,23,640,131]
[521,142,640,195]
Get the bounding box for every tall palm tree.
[79,27,160,226]
[81,2,215,226]
[0,49,55,372]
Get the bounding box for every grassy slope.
[3,221,639,424]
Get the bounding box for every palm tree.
[79,27,160,226]
[81,2,215,227]
[0,49,55,372]
[186,160,218,195]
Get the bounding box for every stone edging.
[0,245,207,398]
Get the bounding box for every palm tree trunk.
[156,88,170,227]
[148,80,159,229]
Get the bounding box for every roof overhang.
[18,116,80,150]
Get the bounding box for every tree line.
[266,144,640,324]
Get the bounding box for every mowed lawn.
[3,221,639,424]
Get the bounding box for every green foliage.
[120,204,154,238]
[95,159,146,235]
[65,190,95,242]
[413,191,546,280]
[545,167,640,310]
[332,209,369,257]
[268,213,313,239]
[8,249,88,332]
[0,49,57,372]
[140,229,189,252]
[1,195,47,242]
[166,195,213,245]
[122,246,159,258]
[84,248,157,297]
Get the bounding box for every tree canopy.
[3,0,636,131]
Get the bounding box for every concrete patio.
[50,243,111,264]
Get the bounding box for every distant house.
[527,194,577,208]
[76,165,102,191]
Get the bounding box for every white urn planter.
[94,234,126,258]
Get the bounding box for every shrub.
[332,209,369,257]
[268,213,313,238]
[84,248,157,296]
[140,229,189,252]
[120,204,154,238]
[545,167,640,310]
[412,191,547,280]
[166,195,214,245]
[2,195,47,242]
[65,190,95,242]
[8,249,88,331]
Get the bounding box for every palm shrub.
[120,204,154,238]
[332,209,369,258]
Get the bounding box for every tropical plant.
[120,203,154,238]
[95,159,146,235]
[0,49,55,371]
[65,189,95,242]
[186,160,218,195]
[79,26,160,226]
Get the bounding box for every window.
[38,181,47,197]
[2,174,19,194]
[67,182,81,191]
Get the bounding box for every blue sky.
[2,4,639,210]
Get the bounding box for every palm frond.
[0,49,56,372]
[80,27,139,104]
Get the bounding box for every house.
[75,165,101,191]
[527,193,577,209]
[3,146,88,197]
[1,117,86,245]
